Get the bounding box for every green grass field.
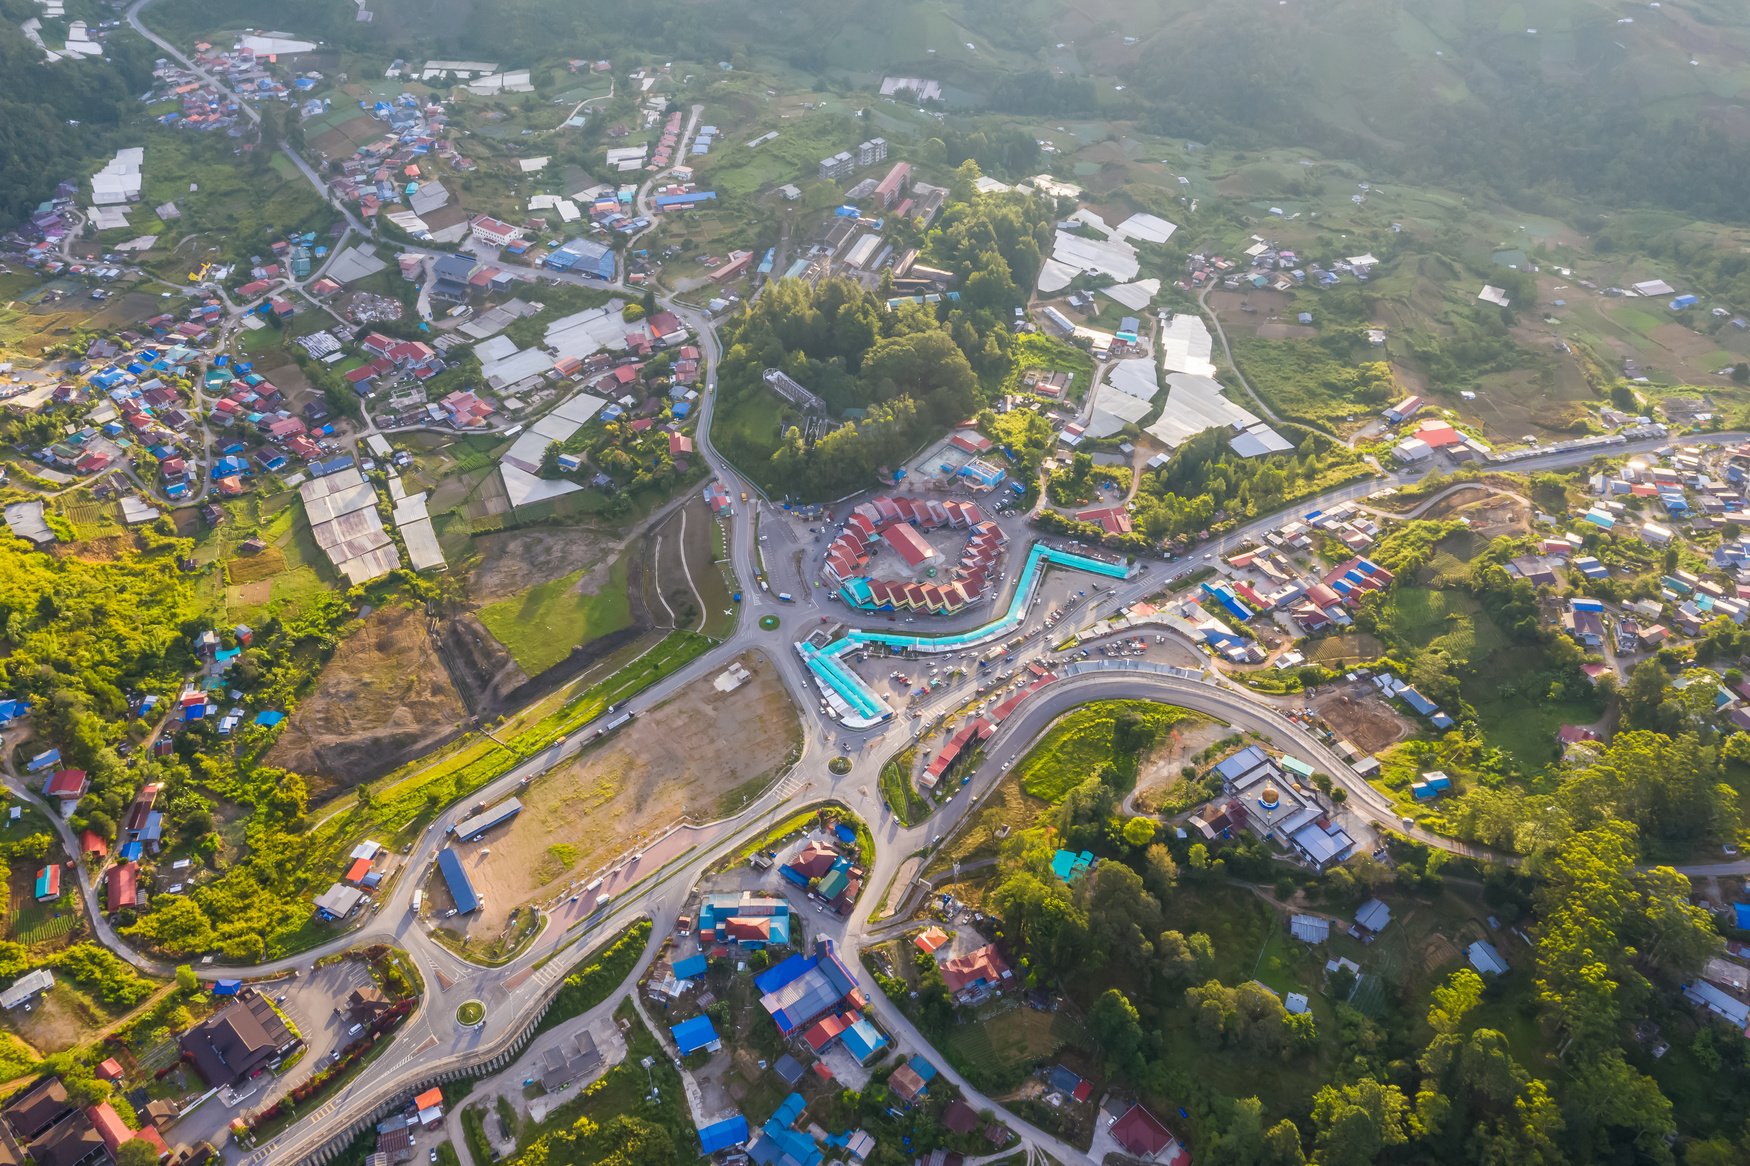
[1015,700,1204,801]
[476,554,635,674]
[879,747,932,825]
[942,1003,1086,1092]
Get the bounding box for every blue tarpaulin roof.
[254,711,285,726]
[671,1015,720,1054]
[698,1115,749,1154]
[755,952,815,994]
[1737,903,1750,930]
[772,1093,806,1127]
[833,823,856,845]
[672,954,708,980]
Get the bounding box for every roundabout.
[455,1000,485,1028]
[827,756,852,775]
[759,614,781,630]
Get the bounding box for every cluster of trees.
[1131,427,1362,544]
[0,6,156,223]
[0,527,417,960]
[981,778,1731,1163]
[717,184,1053,498]
[1117,0,1750,226]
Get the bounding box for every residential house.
[939,945,1012,1004]
[1108,1104,1190,1164]
[179,988,299,1087]
[698,892,791,949]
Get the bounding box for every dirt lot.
[267,604,471,796]
[1312,689,1414,755]
[8,985,91,1055]
[465,525,619,603]
[1132,719,1231,813]
[435,651,801,937]
[1415,485,1531,539]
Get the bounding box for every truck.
[411,890,422,915]
[777,592,794,602]
[596,711,635,738]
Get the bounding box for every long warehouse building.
[436,847,480,915]
[453,797,523,841]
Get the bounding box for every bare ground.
[1416,486,1531,539]
[1131,719,1231,813]
[1312,690,1414,755]
[435,652,801,936]
[465,526,619,602]
[8,985,87,1055]
[267,605,471,796]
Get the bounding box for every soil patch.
[437,652,801,936]
[8,985,87,1055]
[1129,719,1230,814]
[267,604,471,795]
[1312,689,1414,755]
[1414,485,1531,538]
[466,525,619,603]
[435,611,532,716]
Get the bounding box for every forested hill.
[189,0,1750,227]
[0,0,156,224]
[1114,0,1750,224]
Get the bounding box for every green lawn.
[476,554,635,674]
[1015,700,1205,801]
[941,1003,1086,1093]
[879,747,932,825]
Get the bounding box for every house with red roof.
[669,432,694,457]
[1412,420,1462,449]
[939,944,1012,1003]
[1077,505,1133,537]
[87,1103,133,1155]
[43,768,88,804]
[1108,1104,1189,1164]
[106,862,140,913]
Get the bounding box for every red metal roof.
[883,522,936,568]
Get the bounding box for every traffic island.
[456,1000,485,1028]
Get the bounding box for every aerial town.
[9,3,1750,1166]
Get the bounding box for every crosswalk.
[772,770,807,799]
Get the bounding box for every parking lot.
[170,958,383,1150]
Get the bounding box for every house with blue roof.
[1214,745,1270,784]
[1049,849,1094,882]
[698,1115,749,1155]
[672,953,708,980]
[1398,686,1438,717]
[1202,580,1254,622]
[671,1015,721,1056]
[759,941,864,1035]
[699,892,791,949]
[841,1016,888,1063]
[748,1093,818,1166]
